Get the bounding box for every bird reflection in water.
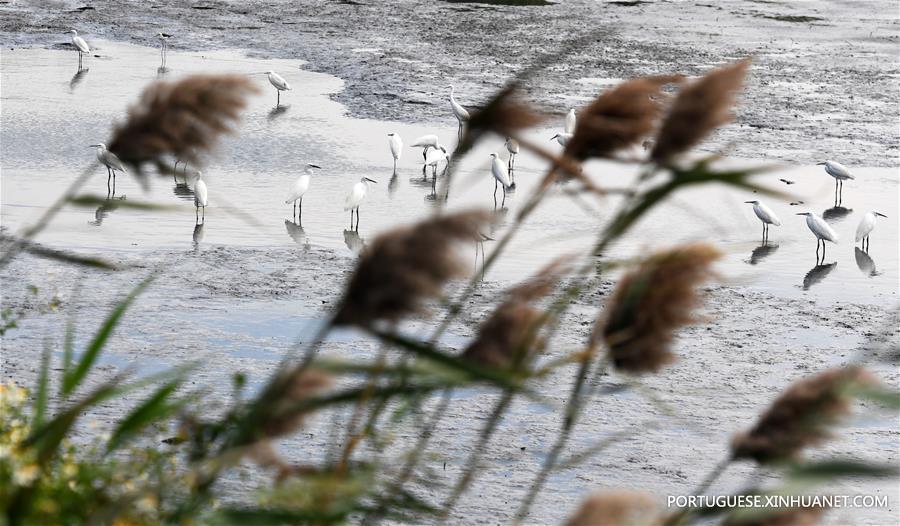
[854,247,878,277]
[268,105,289,121]
[89,196,125,226]
[69,66,89,92]
[746,243,779,265]
[192,222,204,252]
[388,172,399,197]
[822,206,852,223]
[285,219,309,249]
[802,262,837,290]
[157,66,169,78]
[343,229,365,255]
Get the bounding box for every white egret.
[817,160,854,202]
[286,163,321,220]
[797,212,838,262]
[855,210,887,251]
[504,137,520,173]
[424,146,449,177]
[565,108,577,134]
[90,143,127,195]
[194,172,208,223]
[345,177,377,230]
[490,153,512,207]
[388,132,403,172]
[267,71,291,106]
[744,200,781,241]
[449,85,470,139]
[551,132,573,147]
[411,134,441,160]
[70,30,90,67]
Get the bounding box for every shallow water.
[1,41,897,306]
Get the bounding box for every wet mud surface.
[1,0,899,166]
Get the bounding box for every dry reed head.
[731,366,876,463]
[651,59,750,164]
[460,83,544,152]
[263,368,333,438]
[723,505,825,526]
[566,75,683,161]
[333,210,492,327]
[462,258,570,369]
[566,491,661,526]
[599,243,721,374]
[108,74,259,174]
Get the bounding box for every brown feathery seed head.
[566,74,683,161]
[462,258,571,369]
[731,366,876,464]
[333,210,492,327]
[723,504,826,526]
[566,491,661,526]
[108,74,259,174]
[263,368,333,438]
[651,59,750,164]
[459,83,544,153]
[600,243,721,374]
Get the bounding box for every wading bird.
[504,137,519,174]
[797,212,838,263]
[855,210,887,251]
[565,108,577,134]
[388,132,402,172]
[449,85,470,140]
[194,172,208,223]
[90,143,127,195]
[286,163,321,220]
[345,177,377,230]
[157,32,170,62]
[551,132,573,147]
[70,30,90,68]
[411,134,441,160]
[745,200,781,242]
[424,146,449,177]
[267,71,291,106]
[490,153,512,207]
[818,160,854,203]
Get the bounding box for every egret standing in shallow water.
[194,172,208,223]
[157,32,170,65]
[504,137,519,174]
[90,143,127,195]
[267,71,291,106]
[855,210,887,251]
[565,108,577,134]
[345,177,377,230]
[70,30,90,68]
[797,212,838,263]
[388,133,402,172]
[286,163,320,221]
[449,85,470,140]
[551,132,573,147]
[745,200,781,242]
[424,147,449,177]
[490,153,512,207]
[411,134,441,160]
[818,160,854,203]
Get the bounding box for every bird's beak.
[795,213,806,216]
[743,201,754,204]
[875,212,888,218]
[365,178,377,184]
[550,135,558,141]
[815,162,825,165]
[309,164,322,169]
[87,144,99,147]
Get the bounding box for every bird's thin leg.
[202,206,205,222]
[501,186,507,208]
[277,90,280,107]
[106,167,111,195]
[195,206,199,223]
[293,201,297,219]
[112,171,116,195]
[299,198,303,219]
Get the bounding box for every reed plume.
[651,59,750,164]
[731,366,875,463]
[566,491,661,526]
[107,74,259,174]
[262,368,333,438]
[458,83,544,154]
[462,259,570,369]
[333,210,491,327]
[566,75,682,161]
[598,243,720,374]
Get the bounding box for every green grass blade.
[106,378,187,452]
[63,274,155,396]
[32,344,51,429]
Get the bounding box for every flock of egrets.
[71,30,888,256]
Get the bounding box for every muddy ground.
[1,0,898,166]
